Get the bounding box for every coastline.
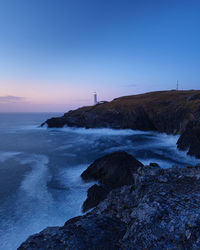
[42,90,200,159]
[17,91,200,248]
[19,151,200,249]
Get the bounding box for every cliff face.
[177,120,200,158]
[42,90,200,158]
[19,152,200,250]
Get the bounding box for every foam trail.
[47,126,152,136]
[55,165,96,216]
[19,154,52,201]
[0,114,200,250]
[0,154,53,250]
[0,151,21,163]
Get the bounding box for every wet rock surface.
[177,120,200,158]
[19,151,200,249]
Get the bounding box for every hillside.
[42,90,200,158]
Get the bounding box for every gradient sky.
[0,0,200,112]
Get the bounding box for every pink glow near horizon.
[0,78,141,112]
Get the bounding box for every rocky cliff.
[19,152,200,249]
[42,90,200,158]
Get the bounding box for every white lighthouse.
[93,92,97,105]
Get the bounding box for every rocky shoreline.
[19,151,200,249]
[41,90,200,159]
[18,90,200,249]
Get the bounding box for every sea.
[0,112,199,249]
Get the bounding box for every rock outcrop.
[93,164,200,249]
[177,120,200,158]
[19,152,200,249]
[82,184,109,212]
[18,214,126,250]
[42,90,200,158]
[81,151,143,188]
[81,151,143,211]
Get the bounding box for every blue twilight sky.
[0,0,200,112]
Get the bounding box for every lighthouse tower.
[93,92,97,105]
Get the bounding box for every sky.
[0,0,200,112]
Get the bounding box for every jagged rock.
[18,214,126,250]
[177,120,200,158]
[81,151,143,211]
[93,164,200,249]
[82,184,109,212]
[81,151,143,188]
[41,117,67,128]
[19,162,200,249]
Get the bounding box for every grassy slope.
[64,90,200,123]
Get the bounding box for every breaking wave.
[0,114,199,250]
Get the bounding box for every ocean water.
[0,113,199,249]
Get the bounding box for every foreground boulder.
[81,151,143,188]
[18,214,126,250]
[81,151,143,211]
[94,164,200,249]
[19,162,200,249]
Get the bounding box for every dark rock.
[149,162,160,167]
[19,163,200,249]
[81,151,143,188]
[41,90,200,158]
[187,93,200,101]
[18,214,126,250]
[82,184,110,212]
[41,116,67,128]
[93,164,200,249]
[177,120,200,158]
[82,184,109,212]
[81,151,143,211]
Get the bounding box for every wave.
[0,151,21,163]
[0,155,95,250]
[45,125,152,136]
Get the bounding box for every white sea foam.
[0,151,21,163]
[19,154,52,201]
[1,117,200,250]
[48,126,152,136]
[0,157,95,250]
[55,165,96,217]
